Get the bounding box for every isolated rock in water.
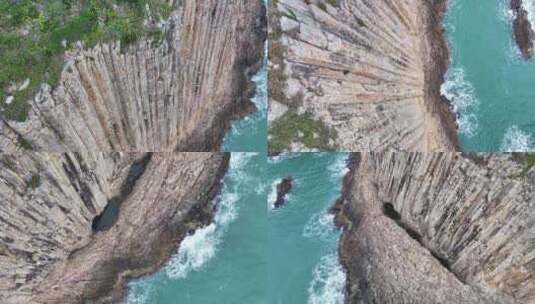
[335,153,534,304]
[268,0,458,152]
[274,176,294,208]
[511,0,534,59]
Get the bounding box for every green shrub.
[269,111,337,152]
[0,0,174,121]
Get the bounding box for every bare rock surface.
[336,153,534,303]
[269,0,458,152]
[0,0,266,152]
[0,152,229,303]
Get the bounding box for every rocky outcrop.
[274,176,294,208]
[268,0,458,152]
[0,0,266,152]
[336,153,534,303]
[511,0,534,59]
[0,152,229,303]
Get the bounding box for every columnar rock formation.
[335,153,534,303]
[0,0,266,152]
[0,152,229,303]
[268,0,458,152]
[0,0,266,303]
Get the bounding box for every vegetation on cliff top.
[0,0,173,121]
[269,111,338,152]
[512,153,535,176]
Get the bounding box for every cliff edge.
[0,152,229,303]
[0,0,266,152]
[335,153,534,303]
[268,0,458,152]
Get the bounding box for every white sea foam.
[252,41,268,112]
[127,281,153,304]
[267,178,281,210]
[522,0,535,30]
[303,212,336,240]
[164,153,250,279]
[440,67,479,137]
[308,253,346,304]
[500,125,535,152]
[328,155,349,180]
[268,153,301,164]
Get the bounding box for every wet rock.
[274,176,294,208]
[511,0,534,59]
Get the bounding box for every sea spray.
[305,154,348,303]
[440,67,479,137]
[501,125,535,151]
[164,153,255,279]
[307,253,346,304]
[267,178,281,210]
[303,212,337,240]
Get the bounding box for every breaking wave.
[303,212,336,240]
[164,153,254,279]
[440,67,479,137]
[328,154,349,181]
[307,253,346,304]
[500,125,535,152]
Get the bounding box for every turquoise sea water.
[222,42,268,153]
[442,0,535,151]
[127,153,347,304]
[267,153,347,304]
[127,153,268,303]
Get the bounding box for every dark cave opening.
[382,202,452,272]
[92,153,153,232]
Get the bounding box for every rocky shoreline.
[0,1,267,302]
[268,0,459,152]
[0,153,231,303]
[422,0,460,151]
[511,0,534,59]
[332,153,534,303]
[182,3,267,151]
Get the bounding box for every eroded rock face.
[511,0,534,59]
[336,153,534,303]
[0,0,266,152]
[0,152,229,303]
[268,0,458,152]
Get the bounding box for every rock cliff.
[0,152,229,303]
[335,153,534,303]
[0,0,266,152]
[268,0,458,152]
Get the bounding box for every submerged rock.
[511,0,534,59]
[274,176,294,208]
